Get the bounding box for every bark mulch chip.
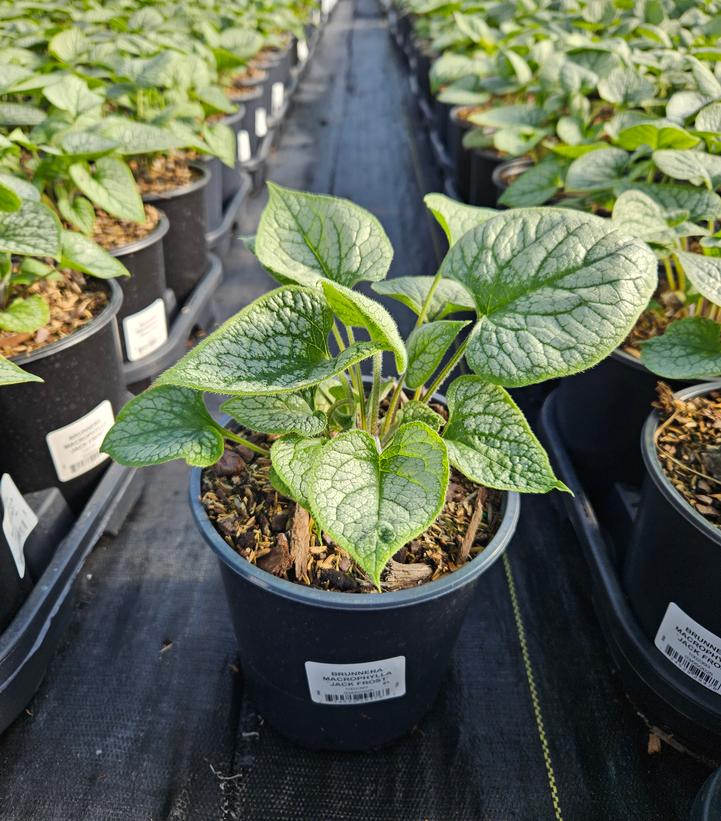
[92,204,160,250]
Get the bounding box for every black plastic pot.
[228,87,263,167]
[624,382,721,648]
[410,39,434,104]
[554,349,698,495]
[142,163,209,305]
[189,441,520,751]
[692,768,721,821]
[447,107,475,200]
[469,149,506,207]
[234,71,271,140]
[0,281,126,513]
[434,98,453,146]
[491,157,533,205]
[211,106,246,203]
[195,154,224,235]
[254,46,292,118]
[111,211,170,363]
[0,532,33,633]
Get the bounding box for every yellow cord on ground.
[503,553,564,821]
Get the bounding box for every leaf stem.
[367,352,382,435]
[381,375,405,437]
[421,337,469,403]
[345,326,367,430]
[216,425,270,456]
[416,270,442,328]
[662,255,676,292]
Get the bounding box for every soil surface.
[0,270,108,357]
[624,286,689,356]
[131,154,195,195]
[655,383,721,528]
[92,204,160,250]
[201,429,502,593]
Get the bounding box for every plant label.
[1,474,37,579]
[255,107,267,138]
[237,130,252,163]
[122,298,167,362]
[655,602,721,694]
[297,40,308,63]
[46,400,114,483]
[305,656,406,705]
[271,82,284,115]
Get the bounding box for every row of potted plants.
[0,0,327,636]
[388,0,721,751]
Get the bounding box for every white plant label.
[255,107,267,138]
[237,130,252,163]
[271,82,284,115]
[122,298,167,362]
[297,40,309,63]
[46,400,114,483]
[305,656,406,705]
[655,602,721,694]
[1,473,37,578]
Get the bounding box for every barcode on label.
[664,645,721,691]
[324,688,392,703]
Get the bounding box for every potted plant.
[101,185,655,749]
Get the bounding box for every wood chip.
[383,560,433,590]
[459,488,487,562]
[290,504,311,583]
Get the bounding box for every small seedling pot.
[490,157,533,205]
[624,382,721,649]
[234,72,272,139]
[228,87,264,167]
[210,105,246,203]
[447,107,475,200]
[194,154,224,235]
[111,211,170,363]
[190,455,520,751]
[142,163,209,305]
[0,281,125,513]
[469,149,506,207]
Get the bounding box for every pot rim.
[9,278,123,367]
[227,86,264,104]
[491,156,533,189]
[641,379,721,545]
[109,210,170,258]
[215,104,245,126]
[449,105,478,128]
[141,161,210,203]
[234,69,269,87]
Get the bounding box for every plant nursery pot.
[0,281,125,513]
[111,211,170,363]
[447,107,475,200]
[0,525,33,633]
[195,154,224,235]
[623,382,721,658]
[229,87,264,166]
[411,39,434,103]
[692,767,721,821]
[235,72,271,140]
[190,468,520,751]
[142,163,209,305]
[212,106,246,203]
[434,98,453,146]
[254,47,292,118]
[469,149,505,207]
[554,349,697,495]
[491,157,533,205]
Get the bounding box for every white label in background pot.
[255,107,267,138]
[271,82,284,115]
[655,602,721,694]
[122,298,167,362]
[297,40,309,63]
[237,130,252,163]
[305,656,406,705]
[46,400,114,483]
[1,474,37,578]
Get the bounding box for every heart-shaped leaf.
[270,435,325,507]
[598,67,655,105]
[0,294,49,333]
[43,76,104,118]
[222,394,327,437]
[321,280,407,373]
[70,157,145,223]
[443,375,567,493]
[55,189,95,234]
[102,386,224,467]
[653,150,721,188]
[60,231,130,279]
[97,117,186,155]
[255,183,393,287]
[0,355,42,386]
[59,130,119,159]
[371,276,475,320]
[49,29,88,63]
[695,103,721,134]
[0,201,60,257]
[566,147,630,191]
[611,190,676,245]
[640,317,721,379]
[308,422,449,586]
[0,103,45,127]
[440,208,658,386]
[615,181,721,222]
[616,120,699,151]
[424,193,497,246]
[498,156,566,207]
[405,320,470,389]
[156,286,386,395]
[396,400,444,431]
[675,251,721,304]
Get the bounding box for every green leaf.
[424,193,497,246]
[202,122,235,168]
[55,189,95,234]
[0,174,39,203]
[156,286,385,395]
[653,150,721,188]
[371,276,475,320]
[499,156,566,208]
[48,29,88,62]
[615,181,721,222]
[218,27,263,59]
[255,183,393,287]
[59,130,118,159]
[308,422,449,586]
[321,280,407,372]
[43,76,104,118]
[97,117,185,155]
[611,189,675,245]
[598,67,655,105]
[675,251,721,304]
[440,208,658,387]
[640,317,721,379]
[270,435,324,508]
[194,85,236,115]
[60,231,130,280]
[0,355,42,386]
[69,158,144,223]
[405,320,469,390]
[443,375,567,493]
[221,394,327,436]
[0,201,60,257]
[566,147,629,191]
[468,104,546,129]
[101,386,224,467]
[616,120,700,151]
[396,400,444,431]
[0,294,49,333]
[0,182,20,213]
[0,103,45,126]
[695,102,721,134]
